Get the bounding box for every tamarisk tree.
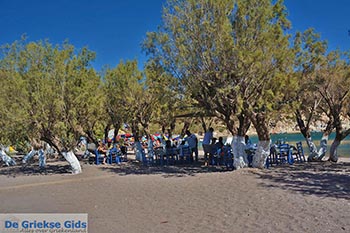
[292,29,333,161]
[0,39,102,173]
[143,0,295,169]
[318,51,350,162]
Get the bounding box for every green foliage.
[2,0,350,150]
[104,60,156,137]
[0,39,102,150]
[144,0,295,139]
[144,61,181,133]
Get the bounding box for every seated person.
[177,140,189,160]
[214,137,225,164]
[216,137,224,150]
[108,143,120,156]
[165,139,177,158]
[97,140,107,164]
[209,138,218,164]
[154,138,163,149]
[165,139,175,149]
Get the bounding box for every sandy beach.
[0,154,349,233]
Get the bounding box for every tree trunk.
[113,123,121,142]
[200,116,207,133]
[131,122,140,143]
[22,148,36,164]
[295,110,311,138]
[61,151,82,174]
[306,134,329,161]
[250,112,270,168]
[317,135,328,160]
[295,110,331,161]
[328,120,350,162]
[180,121,191,137]
[252,140,270,168]
[134,141,144,162]
[329,139,340,162]
[104,125,110,143]
[307,119,333,161]
[0,148,16,166]
[38,149,46,168]
[232,136,248,169]
[237,111,251,137]
[41,134,82,174]
[231,111,251,170]
[169,120,176,138]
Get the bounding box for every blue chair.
[108,146,122,164]
[120,146,128,162]
[177,145,188,164]
[143,148,155,166]
[165,147,178,165]
[268,146,278,166]
[181,146,192,164]
[154,148,165,166]
[223,147,234,169]
[95,149,106,165]
[135,146,154,166]
[211,147,224,166]
[277,144,294,165]
[295,141,306,162]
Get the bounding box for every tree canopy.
[1,0,350,167]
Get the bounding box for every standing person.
[185,130,198,162]
[202,127,214,166]
[245,134,254,167]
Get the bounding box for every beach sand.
[0,155,349,233]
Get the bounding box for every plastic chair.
[144,147,155,166]
[95,149,106,165]
[277,144,294,165]
[211,147,224,166]
[181,146,192,164]
[165,147,178,165]
[153,148,163,165]
[267,146,278,166]
[120,146,128,162]
[108,146,122,164]
[296,141,306,162]
[223,147,234,169]
[135,145,153,166]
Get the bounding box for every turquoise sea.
[248,132,350,158]
[202,132,350,157]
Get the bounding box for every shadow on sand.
[0,163,72,177]
[97,160,233,178]
[0,158,233,178]
[253,161,350,200]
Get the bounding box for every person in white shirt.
[202,127,214,166]
[185,130,198,162]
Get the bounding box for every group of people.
[144,128,229,166]
[94,127,250,166]
[202,127,226,166]
[95,138,127,164]
[145,130,199,163]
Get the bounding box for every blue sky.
[1,0,349,71]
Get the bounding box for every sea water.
[250,132,350,158]
[202,132,350,158]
